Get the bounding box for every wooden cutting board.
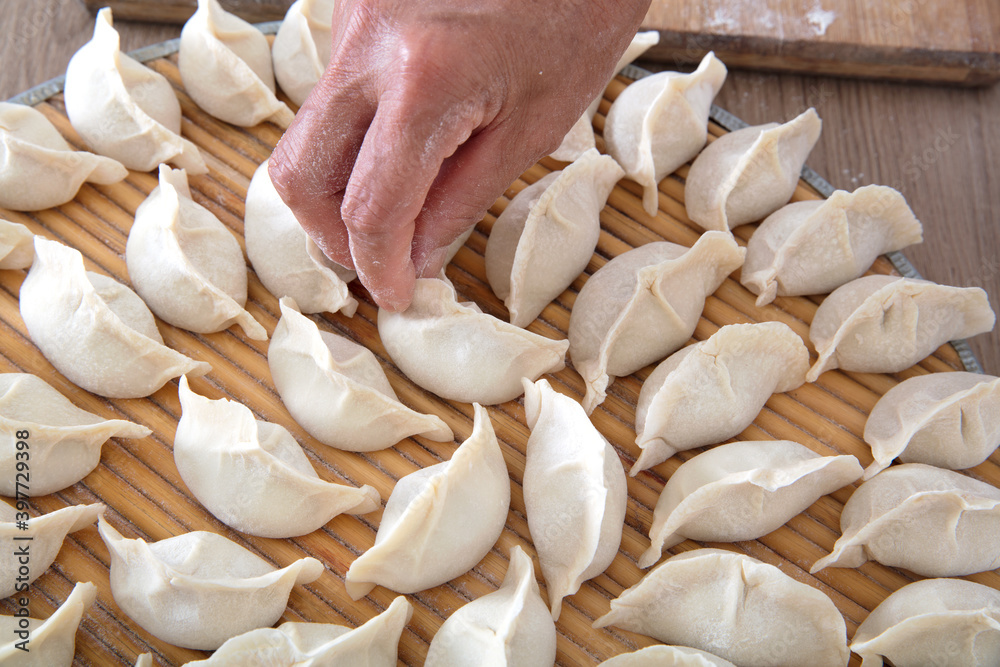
[83,0,1000,84]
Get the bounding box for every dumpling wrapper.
[522,378,627,621]
[179,0,295,127]
[863,371,1000,479]
[850,578,1000,667]
[594,548,849,667]
[0,102,127,211]
[550,30,660,162]
[175,375,380,538]
[425,545,556,667]
[21,238,211,398]
[634,321,809,475]
[807,275,995,381]
[272,0,336,107]
[64,8,207,173]
[0,218,34,269]
[0,502,104,598]
[377,277,568,405]
[245,160,357,316]
[185,596,413,666]
[0,581,97,667]
[485,148,624,327]
[685,108,822,231]
[127,164,266,340]
[605,51,727,216]
[345,403,509,599]
[0,373,150,496]
[98,517,324,650]
[569,231,746,414]
[599,646,737,666]
[741,185,923,306]
[640,440,862,568]
[269,297,452,451]
[811,463,1000,577]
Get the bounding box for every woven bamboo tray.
[2,31,997,666]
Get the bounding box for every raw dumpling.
[0,218,33,269]
[850,578,1000,667]
[344,404,509,599]
[807,275,995,381]
[0,502,103,598]
[605,52,727,216]
[741,185,923,306]
[0,373,151,496]
[634,321,809,475]
[811,463,1000,577]
[20,238,211,398]
[269,297,452,450]
[863,372,1000,479]
[685,108,822,231]
[98,517,324,650]
[186,596,413,666]
[64,9,207,173]
[485,148,624,327]
[640,440,862,568]
[174,375,380,537]
[425,545,557,667]
[594,548,849,667]
[272,0,336,107]
[0,102,127,211]
[179,0,295,127]
[0,581,97,666]
[550,30,660,162]
[127,164,266,339]
[600,646,737,666]
[568,231,745,414]
[245,160,357,316]
[522,378,626,620]
[377,277,569,405]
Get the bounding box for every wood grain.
[2,41,999,667]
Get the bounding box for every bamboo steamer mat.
[2,31,998,667]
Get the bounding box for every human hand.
[268,0,651,311]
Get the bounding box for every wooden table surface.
[2,0,998,380]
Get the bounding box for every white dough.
[174,375,380,537]
[377,277,568,405]
[0,102,127,211]
[685,108,822,231]
[269,297,453,451]
[851,578,1000,667]
[245,160,358,316]
[186,596,413,666]
[345,404,509,599]
[0,218,34,269]
[179,0,295,127]
[272,0,336,107]
[741,185,923,305]
[0,581,97,667]
[811,463,1000,577]
[98,517,324,650]
[64,9,206,173]
[522,378,627,620]
[640,440,862,568]
[863,371,1000,479]
[0,502,104,598]
[605,52,727,216]
[128,164,266,339]
[0,373,150,496]
[633,321,809,475]
[425,545,557,667]
[594,548,850,667]
[568,231,745,414]
[599,646,737,666]
[486,148,624,327]
[21,238,211,398]
[807,275,996,381]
